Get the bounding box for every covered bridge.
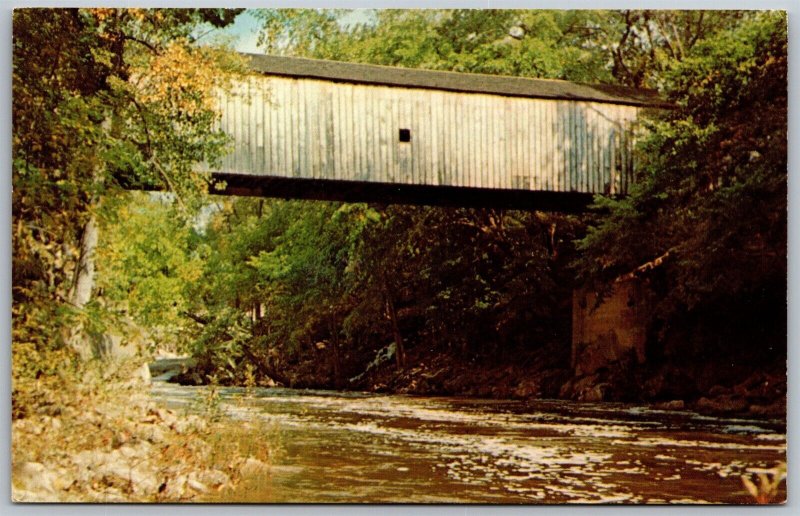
[206,54,668,211]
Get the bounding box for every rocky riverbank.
[351,344,786,419]
[168,339,785,421]
[11,359,274,502]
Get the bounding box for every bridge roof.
[246,54,670,109]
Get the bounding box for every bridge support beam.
[208,173,597,213]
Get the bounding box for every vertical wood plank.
[559,101,568,192]
[353,85,362,180]
[578,103,584,193]
[332,82,341,180]
[520,99,527,188]
[286,79,294,177]
[532,101,540,190]
[405,96,413,184]
[450,92,455,186]
[295,79,303,177]
[554,101,561,192]
[428,90,437,186]
[361,86,370,181]
[307,80,316,178]
[482,95,489,188]
[369,87,378,181]
[455,95,463,187]
[436,90,444,186]
[289,79,297,177]
[255,79,264,174]
[268,79,277,175]
[337,83,345,181]
[384,90,393,183]
[527,100,534,190]
[510,98,517,187]
[247,78,255,174]
[469,94,476,188]
[277,79,286,176]
[238,81,244,172]
[484,95,491,189]
[569,102,575,193]
[586,104,593,193]
[322,82,330,179]
[596,104,605,193]
[547,100,553,191]
[316,81,325,179]
[461,94,469,187]
[345,84,355,181]
[363,85,372,181]
[389,93,398,183]
[412,96,421,185]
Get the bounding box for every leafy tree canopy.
[574,12,786,350]
[13,8,245,359]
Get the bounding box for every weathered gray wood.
[205,59,656,196]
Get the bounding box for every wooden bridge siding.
[212,75,641,195]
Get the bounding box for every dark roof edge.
[244,54,672,109]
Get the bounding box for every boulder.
[260,376,277,388]
[194,469,230,489]
[161,474,188,499]
[696,395,748,414]
[138,362,152,385]
[559,378,575,399]
[187,478,209,493]
[13,462,57,495]
[642,368,698,400]
[579,383,608,402]
[654,400,685,410]
[513,379,540,399]
[97,459,158,496]
[708,384,730,397]
[749,399,786,417]
[143,424,166,444]
[559,374,613,402]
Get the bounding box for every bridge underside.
[207,172,596,212]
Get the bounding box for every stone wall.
[571,277,651,376]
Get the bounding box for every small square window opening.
[398,128,411,142]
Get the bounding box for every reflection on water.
[151,382,786,503]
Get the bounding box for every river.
[150,382,786,504]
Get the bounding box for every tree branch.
[617,248,675,282]
[123,34,160,55]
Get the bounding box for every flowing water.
[151,382,786,504]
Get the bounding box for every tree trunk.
[70,215,98,308]
[386,294,405,369]
[67,214,99,359]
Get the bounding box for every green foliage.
[12,8,245,367]
[256,9,613,82]
[575,12,786,351]
[189,199,377,377]
[95,192,204,347]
